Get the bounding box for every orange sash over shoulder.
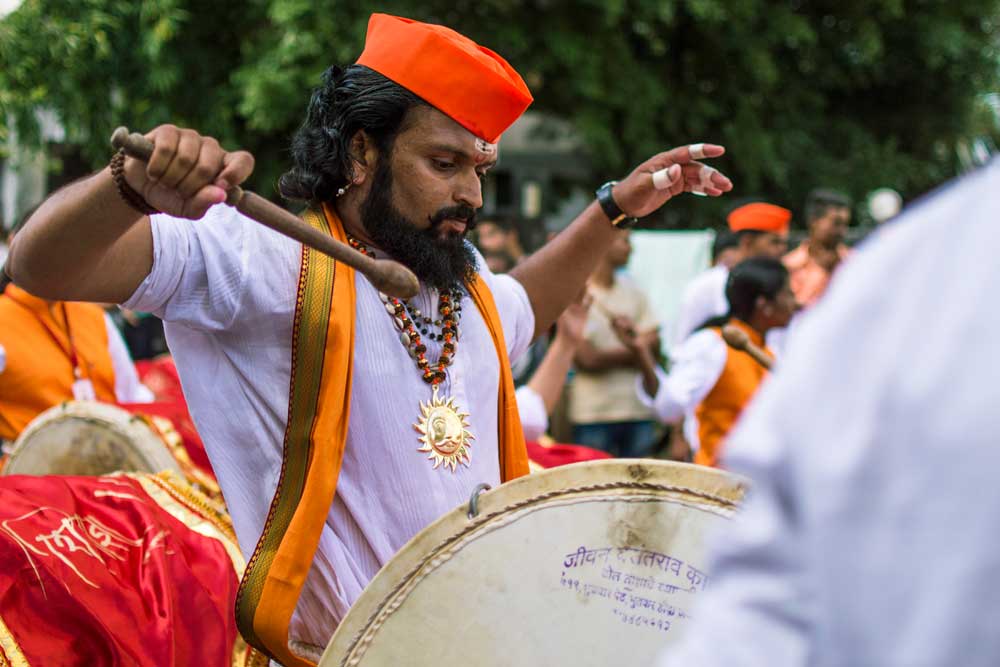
[235,206,528,665]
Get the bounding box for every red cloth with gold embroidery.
[0,473,254,666]
[132,356,213,474]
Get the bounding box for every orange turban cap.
[727,203,791,234]
[356,14,534,143]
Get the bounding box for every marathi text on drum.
[560,572,692,616]
[559,569,693,632]
[612,608,674,633]
[600,565,681,594]
[561,544,711,592]
[558,544,708,638]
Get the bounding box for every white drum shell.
[321,459,746,667]
[4,401,183,477]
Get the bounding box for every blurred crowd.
[465,186,871,468]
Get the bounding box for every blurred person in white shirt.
[671,202,790,350]
[657,161,1000,667]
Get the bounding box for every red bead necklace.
[347,236,462,386]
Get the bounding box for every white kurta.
[514,384,548,441]
[668,266,733,451]
[124,205,534,647]
[670,264,729,350]
[636,329,728,454]
[659,159,1000,666]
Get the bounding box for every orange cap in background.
[356,14,534,143]
[727,203,792,234]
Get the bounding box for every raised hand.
[555,290,592,347]
[610,315,641,350]
[612,143,733,220]
[122,124,255,219]
[634,326,661,352]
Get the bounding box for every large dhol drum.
[3,400,184,477]
[320,459,746,667]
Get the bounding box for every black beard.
[359,162,478,292]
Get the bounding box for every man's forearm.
[574,342,637,373]
[510,201,616,338]
[526,333,577,414]
[510,141,734,339]
[10,125,254,304]
[9,167,150,302]
[636,346,661,399]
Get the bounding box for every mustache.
[429,205,478,231]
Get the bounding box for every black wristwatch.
[595,181,638,229]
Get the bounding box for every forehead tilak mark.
[475,138,497,157]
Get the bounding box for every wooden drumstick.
[721,324,773,370]
[110,127,420,299]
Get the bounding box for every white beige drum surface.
[321,459,746,667]
[3,400,184,477]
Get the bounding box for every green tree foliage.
[2,0,998,226]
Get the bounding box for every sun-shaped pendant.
[415,385,474,471]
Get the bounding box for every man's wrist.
[100,167,147,224]
[551,332,581,354]
[634,344,655,366]
[110,149,159,216]
[595,181,637,229]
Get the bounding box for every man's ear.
[348,130,381,186]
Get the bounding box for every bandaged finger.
[651,164,680,190]
[691,165,718,195]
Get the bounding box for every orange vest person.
[0,284,152,441]
[627,257,796,467]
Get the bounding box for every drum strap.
[234,206,529,666]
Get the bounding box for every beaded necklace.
[348,235,475,470]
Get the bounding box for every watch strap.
[596,181,637,228]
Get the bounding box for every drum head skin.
[321,460,746,667]
[4,401,184,477]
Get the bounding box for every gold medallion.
[415,385,474,471]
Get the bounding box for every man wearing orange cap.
[671,201,791,349]
[8,14,732,663]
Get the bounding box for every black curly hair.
[697,257,789,330]
[279,64,429,204]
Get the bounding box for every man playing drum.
[7,13,732,664]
